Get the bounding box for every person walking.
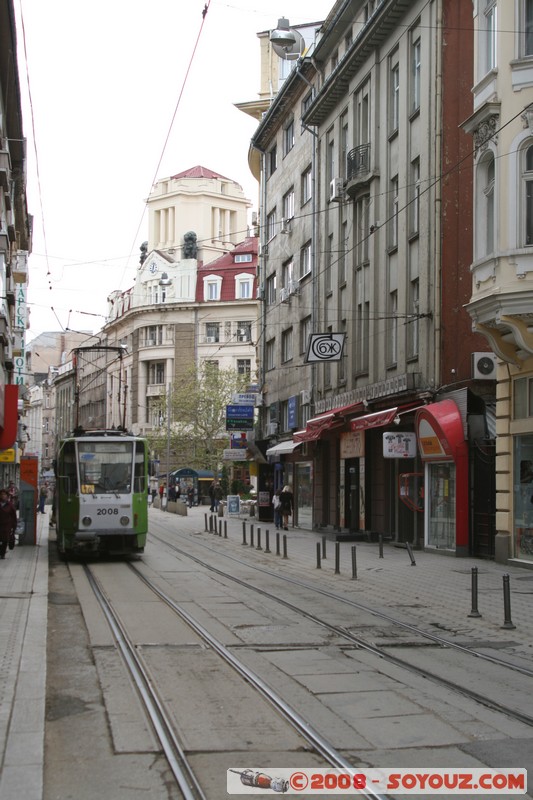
[208,480,216,512]
[0,488,17,559]
[272,488,282,529]
[187,485,195,508]
[213,482,223,511]
[279,485,293,531]
[38,483,48,514]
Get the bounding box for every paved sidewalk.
[0,511,48,800]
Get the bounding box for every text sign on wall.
[383,432,417,459]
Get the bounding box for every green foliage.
[148,362,250,476]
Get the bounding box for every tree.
[146,362,250,476]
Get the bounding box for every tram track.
[82,562,390,800]
[148,530,533,730]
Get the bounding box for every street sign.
[223,449,246,461]
[226,404,255,431]
[231,393,258,405]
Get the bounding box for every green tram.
[55,429,149,557]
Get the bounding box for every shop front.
[415,400,468,555]
[513,435,533,564]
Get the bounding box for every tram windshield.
[78,441,133,494]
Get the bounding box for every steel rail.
[82,565,207,800]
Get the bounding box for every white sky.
[14,0,331,343]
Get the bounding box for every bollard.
[256,528,262,550]
[406,542,416,566]
[265,530,271,553]
[334,541,340,574]
[218,520,222,537]
[316,542,321,569]
[501,574,516,630]
[351,545,357,580]
[250,526,254,548]
[209,515,214,533]
[322,535,327,559]
[224,520,227,539]
[242,524,247,546]
[468,566,482,618]
[276,531,281,556]
[378,534,384,558]
[204,513,209,532]
[282,534,288,559]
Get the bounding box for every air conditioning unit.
[288,279,300,295]
[329,177,344,202]
[280,217,292,234]
[259,243,268,258]
[256,284,264,300]
[472,352,497,380]
[237,335,248,342]
[267,422,278,436]
[206,336,217,344]
[300,389,311,404]
[280,287,290,303]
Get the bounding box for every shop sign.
[223,449,246,461]
[0,448,15,462]
[226,495,241,515]
[340,431,364,459]
[417,418,447,458]
[383,432,417,459]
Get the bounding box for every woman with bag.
[272,489,282,529]
[0,488,17,559]
[279,485,293,531]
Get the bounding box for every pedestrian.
[159,484,164,501]
[208,480,216,512]
[213,482,223,511]
[272,488,282,529]
[0,488,17,559]
[279,484,293,530]
[187,485,195,508]
[38,483,48,513]
[8,480,17,509]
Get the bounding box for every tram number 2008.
[97,508,119,515]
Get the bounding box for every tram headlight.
[82,516,92,526]
[120,516,130,526]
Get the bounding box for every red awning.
[415,399,466,461]
[350,407,398,432]
[0,385,19,450]
[294,401,364,443]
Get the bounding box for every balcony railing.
[347,143,371,181]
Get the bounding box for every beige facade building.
[463,0,533,565]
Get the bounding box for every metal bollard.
[322,535,327,559]
[218,520,222,536]
[378,534,384,558]
[242,524,247,546]
[406,541,416,566]
[209,514,214,533]
[468,566,482,618]
[250,526,254,548]
[276,531,280,556]
[265,530,271,553]
[282,534,288,559]
[316,542,321,569]
[204,513,209,532]
[501,574,516,630]
[351,545,357,580]
[256,528,262,550]
[224,520,227,539]
[334,541,340,574]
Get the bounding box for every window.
[266,338,275,371]
[144,325,163,346]
[301,165,312,204]
[340,221,347,284]
[340,111,349,180]
[266,273,276,305]
[235,274,252,299]
[267,210,276,241]
[389,175,399,248]
[327,131,335,185]
[355,195,370,266]
[390,57,400,132]
[484,1,497,73]
[282,258,294,289]
[300,316,311,354]
[339,319,347,382]
[524,144,533,246]
[476,151,495,256]
[300,241,312,278]
[525,0,533,56]
[148,362,165,385]
[388,290,398,364]
[281,327,293,363]
[282,188,295,221]
[234,253,252,263]
[203,274,222,301]
[236,321,252,342]
[410,158,420,235]
[302,91,313,115]
[205,322,220,343]
[267,145,277,178]
[283,119,295,156]
[237,359,251,377]
[355,80,370,147]
[411,35,421,112]
[355,267,369,374]
[514,377,533,418]
[408,278,419,358]
[325,234,333,293]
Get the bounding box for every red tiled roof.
[170,165,235,182]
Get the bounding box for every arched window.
[524,144,533,246]
[475,151,495,259]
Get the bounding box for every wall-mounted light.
[159,272,171,287]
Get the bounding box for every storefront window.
[296,463,313,529]
[426,462,456,550]
[514,435,533,562]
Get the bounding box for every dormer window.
[234,253,252,263]
[203,274,222,301]
[235,273,252,299]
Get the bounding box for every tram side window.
[61,442,78,495]
[134,441,147,493]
